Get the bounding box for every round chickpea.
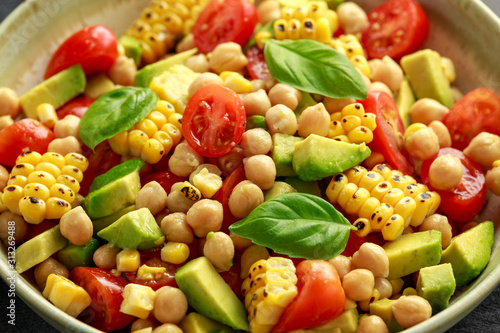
[0,87,21,118]
[136,181,168,215]
[428,154,463,190]
[108,55,137,86]
[93,243,120,269]
[242,89,272,117]
[392,295,432,329]
[59,206,93,246]
[228,180,264,219]
[0,164,9,191]
[34,258,69,290]
[369,56,404,92]
[327,255,352,280]
[244,155,276,190]
[428,120,452,148]
[410,98,449,125]
[47,136,82,155]
[240,128,272,156]
[352,243,389,278]
[464,132,500,170]
[131,318,157,332]
[54,115,80,138]
[374,277,393,299]
[0,211,28,245]
[184,54,210,73]
[188,72,223,97]
[240,244,270,279]
[337,2,368,34]
[486,164,500,196]
[405,127,440,160]
[369,82,394,99]
[209,42,247,74]
[203,231,235,272]
[168,141,204,177]
[230,231,253,251]
[217,147,245,175]
[298,103,330,138]
[343,269,375,301]
[153,324,183,333]
[186,199,223,237]
[419,214,452,249]
[265,104,298,136]
[153,286,188,324]
[176,33,195,53]
[357,315,389,333]
[161,212,194,244]
[257,0,280,25]
[323,97,356,114]
[268,83,302,110]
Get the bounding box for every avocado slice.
[264,181,297,201]
[370,298,404,333]
[440,221,494,286]
[294,91,317,119]
[400,49,454,108]
[58,237,100,271]
[97,208,164,251]
[383,230,442,280]
[15,225,68,273]
[92,205,136,235]
[292,134,371,181]
[395,79,415,128]
[175,257,248,331]
[416,263,456,313]
[313,308,358,332]
[84,73,115,99]
[246,115,267,130]
[19,64,86,119]
[119,35,142,66]
[272,133,304,177]
[178,312,236,333]
[284,177,321,196]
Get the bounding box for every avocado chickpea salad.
[1,0,500,332]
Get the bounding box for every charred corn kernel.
[27,171,56,189]
[348,126,374,144]
[41,152,65,170]
[370,181,393,201]
[16,151,42,166]
[301,18,317,40]
[45,197,71,219]
[358,171,385,191]
[2,185,23,215]
[372,164,394,181]
[23,183,50,201]
[336,182,359,209]
[326,174,349,202]
[316,17,331,43]
[19,196,46,224]
[358,197,381,220]
[117,249,141,272]
[161,242,190,264]
[363,152,385,170]
[150,64,197,113]
[153,131,174,152]
[256,31,272,49]
[328,120,346,138]
[345,165,368,185]
[64,153,89,173]
[7,175,27,187]
[192,168,223,198]
[50,184,75,204]
[381,188,405,208]
[330,39,346,55]
[109,130,130,156]
[180,181,202,201]
[61,165,84,183]
[281,7,295,20]
[274,19,289,40]
[333,135,350,143]
[120,283,156,319]
[147,110,168,129]
[0,115,14,130]
[359,288,381,312]
[139,41,156,64]
[136,119,159,138]
[342,103,365,118]
[11,163,35,177]
[370,203,394,231]
[329,104,376,144]
[344,187,371,216]
[393,196,417,227]
[136,265,167,280]
[381,214,405,241]
[129,130,149,157]
[36,162,62,178]
[350,55,371,77]
[341,115,362,132]
[140,138,165,164]
[37,103,58,128]
[161,12,183,34]
[361,113,377,131]
[220,71,253,94]
[167,112,183,130]
[43,274,91,317]
[156,100,176,119]
[353,218,372,237]
[142,31,168,56]
[410,192,435,227]
[338,34,364,58]
[287,19,301,40]
[57,175,80,194]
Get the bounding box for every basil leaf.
[229,193,354,260]
[264,39,367,99]
[79,87,158,150]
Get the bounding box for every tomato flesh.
[80,142,122,196]
[57,96,95,119]
[213,165,247,232]
[246,46,270,81]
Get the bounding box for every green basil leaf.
[229,193,354,260]
[79,87,158,150]
[264,39,367,99]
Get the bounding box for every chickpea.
[419,214,452,249]
[268,83,302,110]
[0,115,14,130]
[410,98,449,125]
[168,141,204,177]
[48,136,82,156]
[93,243,120,269]
[392,295,432,329]
[188,73,223,97]
[186,199,223,237]
[240,244,270,279]
[464,132,500,170]
[131,318,157,332]
[251,79,266,92]
[0,87,21,118]
[405,127,439,160]
[34,258,69,290]
[153,324,183,333]
[217,147,244,175]
[352,243,389,278]
[359,69,372,91]
[203,231,235,272]
[428,154,463,191]
[240,128,272,157]
[136,181,168,215]
[337,2,368,34]
[244,155,276,190]
[230,231,253,251]
[298,103,330,138]
[369,56,404,92]
[228,180,264,219]
[257,0,280,25]
[0,211,27,245]
[428,120,451,148]
[451,86,464,102]
[109,55,137,86]
[323,97,356,114]
[209,42,247,74]
[242,89,271,117]
[374,277,393,299]
[342,269,375,301]
[184,54,209,73]
[369,82,394,99]
[176,33,195,53]
[153,286,188,324]
[0,164,8,191]
[486,165,500,196]
[166,182,197,213]
[54,115,80,138]
[161,212,194,244]
[357,315,389,333]
[265,104,298,136]
[59,206,93,246]
[327,255,352,280]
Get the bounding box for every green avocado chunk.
[395,79,415,128]
[400,49,454,108]
[15,225,68,274]
[383,230,442,280]
[84,73,115,99]
[284,177,321,197]
[58,237,100,271]
[92,205,136,235]
[119,35,142,66]
[264,181,297,201]
[19,64,86,119]
[440,221,494,286]
[272,133,304,177]
[175,257,248,331]
[416,263,456,313]
[370,298,404,333]
[178,312,236,333]
[311,308,358,332]
[292,134,371,181]
[97,208,164,251]
[245,115,267,130]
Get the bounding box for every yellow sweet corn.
[241,257,298,333]
[191,167,223,198]
[36,103,58,129]
[116,249,141,272]
[220,71,253,94]
[328,103,376,144]
[137,265,167,280]
[179,181,202,201]
[120,283,156,319]
[2,152,88,223]
[43,274,91,317]
[161,242,190,264]
[150,64,197,113]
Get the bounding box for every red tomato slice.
[420,148,486,223]
[44,25,119,79]
[123,257,179,290]
[360,91,414,176]
[140,171,186,194]
[361,0,429,59]
[193,0,258,53]
[70,267,134,332]
[442,88,500,150]
[80,142,122,196]
[246,46,270,81]
[0,119,55,167]
[57,96,95,119]
[272,260,346,333]
[219,255,243,299]
[182,84,246,158]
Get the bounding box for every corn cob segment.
[328,103,376,144]
[43,274,92,317]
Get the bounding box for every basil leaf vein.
[79,87,158,150]
[229,193,354,260]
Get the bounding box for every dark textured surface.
[1,0,500,332]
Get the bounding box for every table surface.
[1,0,500,332]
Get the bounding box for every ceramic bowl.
[1,0,500,332]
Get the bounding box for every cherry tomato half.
[193,0,258,53]
[443,88,500,150]
[0,119,55,167]
[272,260,346,333]
[362,0,429,59]
[44,25,119,79]
[57,96,95,119]
[80,142,122,196]
[70,267,134,332]
[420,148,486,223]
[360,91,414,176]
[341,231,384,257]
[246,46,270,81]
[182,84,246,158]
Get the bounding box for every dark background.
[1,0,500,332]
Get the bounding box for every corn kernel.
[50,184,75,204]
[2,185,24,215]
[191,168,223,198]
[353,218,372,237]
[109,130,130,156]
[37,103,58,128]
[45,197,71,220]
[36,162,62,178]
[147,110,168,129]
[161,242,190,264]
[27,171,56,190]
[136,265,167,280]
[153,131,174,153]
[140,138,165,164]
[57,175,81,194]
[23,183,50,201]
[61,165,84,183]
[16,151,42,166]
[19,196,46,224]
[156,100,176,119]
[7,175,27,187]
[220,72,253,94]
[120,283,156,319]
[64,153,89,173]
[43,274,91,317]
[117,249,141,272]
[41,152,65,170]
[136,119,159,138]
[167,113,183,130]
[11,163,35,177]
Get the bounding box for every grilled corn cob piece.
[2,152,88,224]
[241,257,298,333]
[329,34,370,75]
[120,283,156,319]
[328,103,376,144]
[43,274,91,317]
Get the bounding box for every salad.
[1,0,500,332]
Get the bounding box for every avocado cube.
[395,79,415,128]
[272,133,304,177]
[313,308,359,332]
[417,263,456,313]
[178,312,236,333]
[119,35,142,66]
[58,238,100,271]
[246,115,267,130]
[370,298,404,333]
[84,73,115,99]
[92,205,136,235]
[284,177,321,197]
[264,181,297,201]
